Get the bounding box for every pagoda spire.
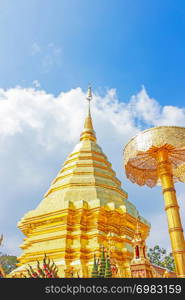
[99,246,106,278]
[105,255,112,278]
[80,85,96,142]
[130,218,153,278]
[91,254,99,278]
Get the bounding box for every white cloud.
[32,80,41,88]
[1,234,23,256]
[31,42,41,55]
[147,213,171,252]
[48,42,62,56]
[31,42,62,72]
[156,106,185,126]
[129,86,185,127]
[41,43,62,72]
[129,86,160,125]
[147,188,185,252]
[176,189,185,229]
[1,85,185,255]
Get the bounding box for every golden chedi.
[11,87,150,278]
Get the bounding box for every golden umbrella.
[123,126,185,278]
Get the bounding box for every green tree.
[162,252,175,272]
[147,245,175,272]
[0,253,17,274]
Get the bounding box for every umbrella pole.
[156,148,185,277]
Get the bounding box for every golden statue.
[124,126,185,278]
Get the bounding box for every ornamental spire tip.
[86,84,92,103]
[80,84,96,142]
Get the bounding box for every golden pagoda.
[11,87,150,278]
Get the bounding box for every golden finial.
[86,84,92,103]
[80,84,96,142]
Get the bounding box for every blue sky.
[1,0,185,104]
[1,0,185,256]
